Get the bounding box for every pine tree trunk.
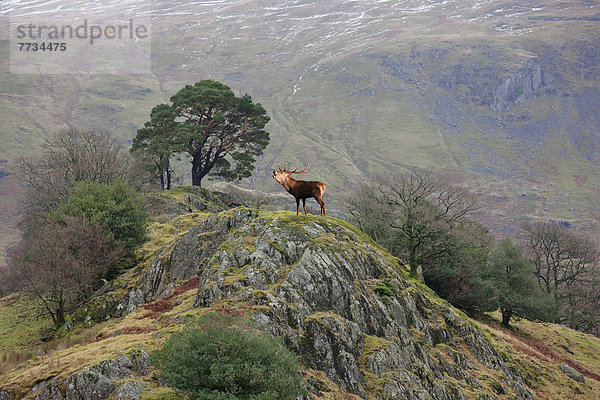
[192,169,203,186]
[159,169,165,191]
[191,152,214,187]
[501,308,512,328]
[191,156,204,186]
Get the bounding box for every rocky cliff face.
[143,208,535,399]
[431,49,549,112]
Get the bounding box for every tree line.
[347,169,600,330]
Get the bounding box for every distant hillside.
[1,0,599,263]
[1,188,599,399]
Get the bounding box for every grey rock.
[143,186,228,219]
[144,208,259,299]
[127,349,150,376]
[66,370,117,400]
[115,380,148,400]
[64,350,149,400]
[559,363,585,383]
[116,289,145,316]
[32,378,63,400]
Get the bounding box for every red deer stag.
[272,165,326,215]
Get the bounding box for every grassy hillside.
[4,280,600,399]
[479,313,600,400]
[1,192,600,399]
[5,276,600,399]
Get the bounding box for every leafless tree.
[347,168,478,278]
[8,217,123,328]
[522,221,600,328]
[15,127,151,235]
[346,180,398,251]
[523,221,598,296]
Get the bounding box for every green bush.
[150,312,306,400]
[52,180,148,260]
[486,239,557,327]
[374,280,397,299]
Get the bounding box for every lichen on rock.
[23,349,150,400]
[182,209,536,399]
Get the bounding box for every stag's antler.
[290,164,311,174]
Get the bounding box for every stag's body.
[273,165,326,215]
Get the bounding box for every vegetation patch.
[302,369,363,400]
[477,313,600,399]
[0,293,52,354]
[139,386,184,400]
[356,335,390,398]
[141,276,200,316]
[374,280,397,300]
[150,311,306,400]
[140,213,207,256]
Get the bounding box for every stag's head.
[272,164,310,184]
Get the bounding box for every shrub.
[150,312,306,400]
[52,180,148,263]
[486,239,557,327]
[374,280,397,299]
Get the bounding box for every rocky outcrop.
[183,209,535,399]
[143,186,229,219]
[435,53,548,112]
[559,363,585,383]
[2,209,540,399]
[208,182,292,210]
[25,349,149,400]
[491,58,546,112]
[143,209,259,299]
[379,44,553,113]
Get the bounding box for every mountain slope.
[1,1,599,261]
[1,188,599,399]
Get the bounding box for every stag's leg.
[296,198,300,215]
[302,199,307,214]
[316,197,326,215]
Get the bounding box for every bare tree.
[562,268,600,331]
[15,127,151,235]
[522,221,600,328]
[346,180,399,253]
[347,169,478,278]
[523,221,598,298]
[8,217,123,328]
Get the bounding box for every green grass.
[0,294,52,354]
[476,311,600,400]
